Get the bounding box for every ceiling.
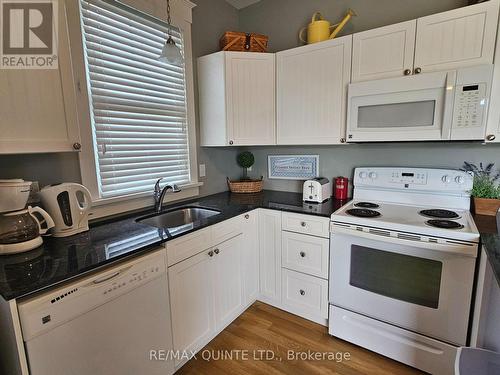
[225,0,261,10]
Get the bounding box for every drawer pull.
[214,248,220,255]
[208,250,214,257]
[300,221,307,227]
[299,251,306,258]
[299,289,306,296]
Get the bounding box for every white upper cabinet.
[414,0,499,73]
[276,35,352,145]
[352,1,499,82]
[0,0,80,154]
[198,51,275,146]
[352,20,416,82]
[485,10,500,144]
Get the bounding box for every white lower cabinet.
[214,234,245,330]
[258,209,282,307]
[282,269,329,325]
[242,211,259,303]
[168,212,259,369]
[168,249,216,366]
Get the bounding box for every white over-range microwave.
[346,65,493,142]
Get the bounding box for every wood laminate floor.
[177,302,425,375]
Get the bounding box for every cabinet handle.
[300,221,307,227]
[404,69,412,75]
[244,214,249,219]
[414,67,422,74]
[486,134,496,141]
[214,248,220,255]
[208,250,214,257]
[229,140,234,145]
[73,142,82,151]
[340,138,346,143]
[300,251,306,258]
[299,289,306,296]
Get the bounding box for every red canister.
[334,177,349,200]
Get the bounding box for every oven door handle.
[330,224,477,257]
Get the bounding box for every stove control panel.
[355,167,473,192]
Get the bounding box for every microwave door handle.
[441,70,457,140]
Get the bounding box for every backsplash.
[240,142,500,193]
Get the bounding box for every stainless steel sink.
[137,206,221,230]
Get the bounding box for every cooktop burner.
[346,208,381,218]
[419,209,460,219]
[426,220,464,229]
[354,202,380,209]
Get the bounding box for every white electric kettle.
[39,183,92,237]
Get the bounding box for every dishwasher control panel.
[18,249,167,341]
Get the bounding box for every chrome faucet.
[154,178,181,213]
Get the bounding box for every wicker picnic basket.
[227,176,264,193]
[220,31,269,52]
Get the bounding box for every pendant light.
[158,0,183,66]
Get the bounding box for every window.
[79,0,192,199]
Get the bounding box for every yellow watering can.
[299,9,357,44]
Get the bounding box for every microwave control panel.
[453,83,487,129]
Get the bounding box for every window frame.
[66,0,199,219]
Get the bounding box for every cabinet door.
[214,234,245,330]
[414,0,499,73]
[168,249,216,364]
[485,20,500,144]
[352,20,416,82]
[277,36,352,145]
[0,0,80,153]
[242,211,259,304]
[225,52,276,146]
[258,209,282,306]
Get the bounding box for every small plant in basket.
[227,151,263,194]
[462,162,500,216]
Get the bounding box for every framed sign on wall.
[268,155,319,180]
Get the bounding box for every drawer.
[281,269,328,320]
[212,215,243,245]
[166,227,212,266]
[282,231,329,279]
[281,212,330,238]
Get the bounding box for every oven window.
[357,100,436,128]
[350,245,442,308]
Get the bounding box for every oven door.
[329,231,476,346]
[346,70,456,142]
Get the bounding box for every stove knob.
[441,175,451,184]
[359,172,368,179]
[455,176,465,184]
[369,172,377,179]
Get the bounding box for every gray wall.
[239,0,469,52]
[191,0,241,194]
[236,0,500,193]
[0,0,241,196]
[240,143,500,193]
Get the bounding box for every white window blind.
[80,0,190,199]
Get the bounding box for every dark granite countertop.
[474,214,500,288]
[0,190,348,301]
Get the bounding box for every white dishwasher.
[17,249,175,375]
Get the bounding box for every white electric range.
[329,167,479,375]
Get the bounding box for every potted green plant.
[462,162,500,216]
[227,151,263,193]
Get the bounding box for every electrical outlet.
[27,181,40,205]
[199,164,206,178]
